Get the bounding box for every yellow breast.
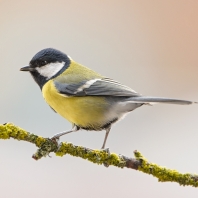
[42,80,109,130]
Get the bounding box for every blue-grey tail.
[128,96,197,105]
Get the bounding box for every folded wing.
[54,78,141,97]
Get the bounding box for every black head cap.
[21,48,71,90]
[30,48,70,68]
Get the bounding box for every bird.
[20,48,197,149]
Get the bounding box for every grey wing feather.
[84,78,140,96]
[54,78,141,97]
[126,96,195,105]
[54,80,85,96]
[54,78,197,105]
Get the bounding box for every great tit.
[20,48,197,149]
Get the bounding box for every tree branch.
[0,123,198,187]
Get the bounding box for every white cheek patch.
[36,62,65,79]
[75,79,101,93]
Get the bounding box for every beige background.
[0,0,198,197]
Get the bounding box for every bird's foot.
[51,126,80,140]
[51,136,60,145]
[101,147,110,155]
[48,126,80,158]
[101,148,110,167]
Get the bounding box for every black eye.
[40,61,46,66]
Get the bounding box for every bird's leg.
[51,125,80,140]
[101,127,111,149]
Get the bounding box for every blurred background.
[0,0,198,197]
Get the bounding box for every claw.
[101,147,110,168]
[102,148,110,156]
[48,154,52,158]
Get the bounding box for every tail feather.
[129,96,197,105]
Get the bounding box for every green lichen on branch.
[56,142,126,167]
[0,123,46,147]
[134,151,198,187]
[0,123,198,188]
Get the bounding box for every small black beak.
[20,66,35,72]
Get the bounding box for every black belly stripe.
[77,118,118,131]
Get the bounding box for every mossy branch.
[0,123,198,187]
